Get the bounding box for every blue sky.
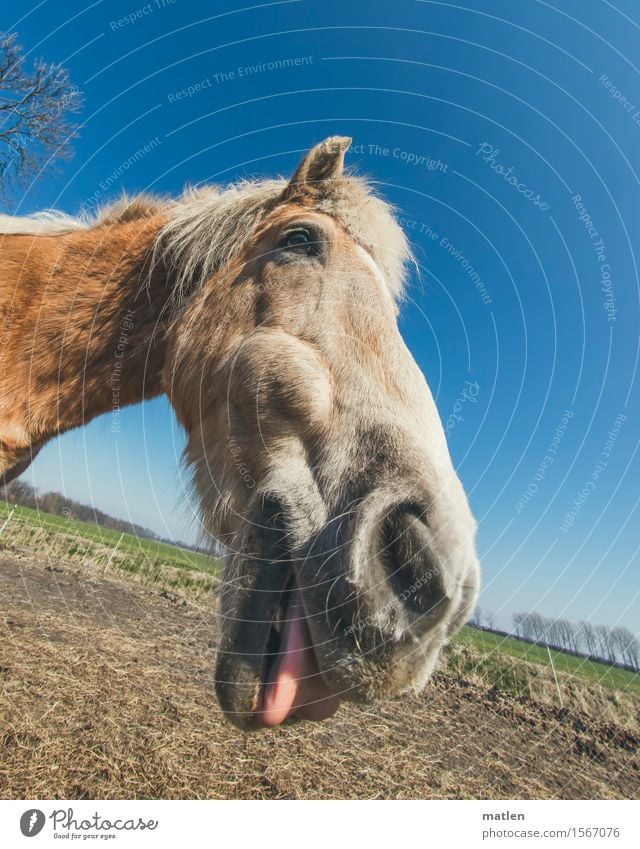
[4,0,639,634]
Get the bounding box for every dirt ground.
[0,553,638,799]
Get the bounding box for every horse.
[0,137,480,730]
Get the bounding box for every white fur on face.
[354,245,397,309]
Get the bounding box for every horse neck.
[0,214,172,452]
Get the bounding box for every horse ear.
[283,136,352,200]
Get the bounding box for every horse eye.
[280,228,313,251]
[287,230,310,246]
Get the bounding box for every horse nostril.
[378,504,447,614]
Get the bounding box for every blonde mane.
[0,175,412,300]
[0,209,88,235]
[0,193,165,236]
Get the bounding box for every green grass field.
[452,625,640,695]
[0,499,221,594]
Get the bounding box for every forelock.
[154,174,412,303]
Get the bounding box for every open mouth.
[257,575,342,727]
[215,497,344,730]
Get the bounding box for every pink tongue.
[257,587,342,727]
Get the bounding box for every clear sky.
[4,0,639,634]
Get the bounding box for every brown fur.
[0,214,170,482]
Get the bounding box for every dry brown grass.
[1,552,638,800]
[445,641,640,734]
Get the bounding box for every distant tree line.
[1,479,159,539]
[512,611,638,672]
[0,479,203,553]
[470,605,638,672]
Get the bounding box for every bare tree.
[470,605,482,627]
[512,612,524,638]
[611,627,639,670]
[547,619,562,647]
[595,624,615,664]
[485,611,496,630]
[579,621,597,657]
[0,31,81,188]
[516,612,529,640]
[1,477,37,507]
[625,630,639,671]
[556,619,578,653]
[527,612,547,644]
[516,612,536,641]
